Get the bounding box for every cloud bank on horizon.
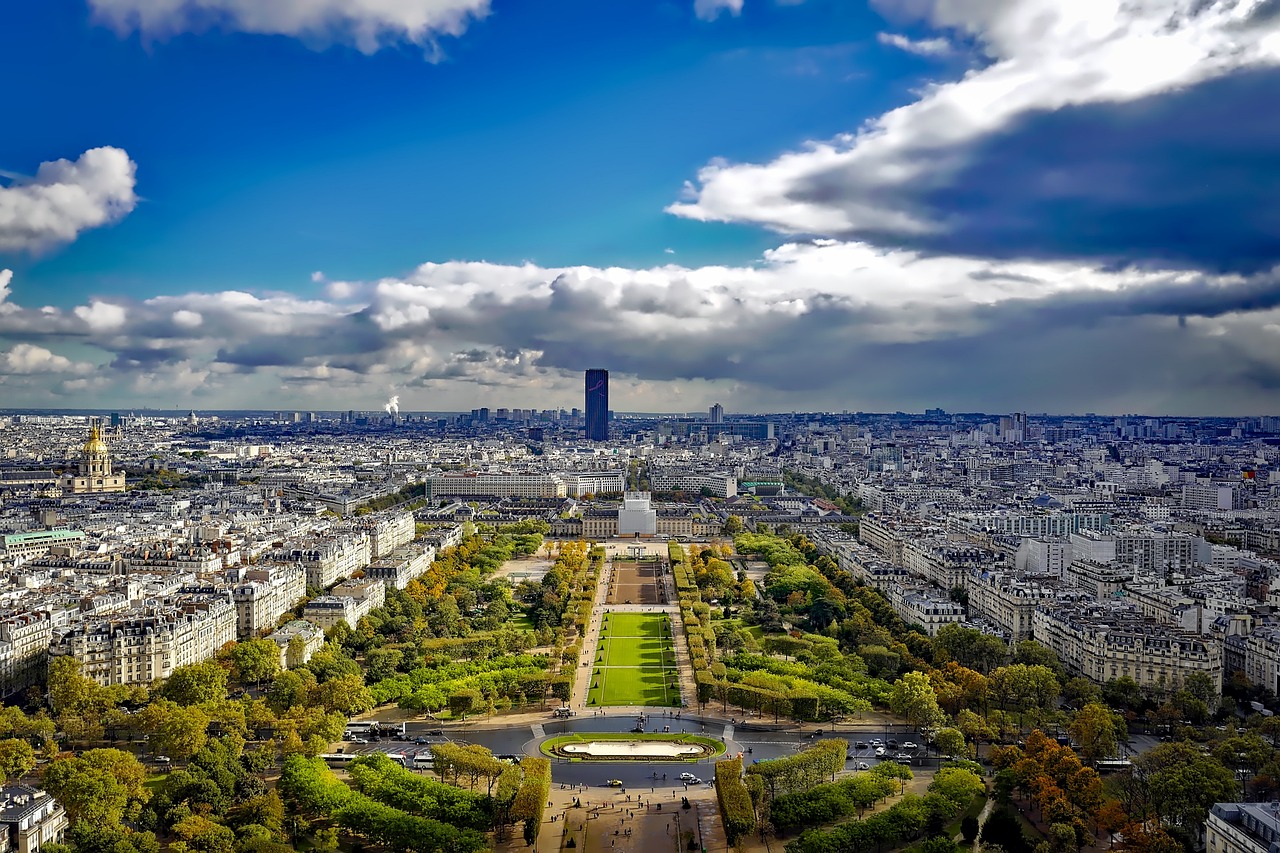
[3,0,1280,414]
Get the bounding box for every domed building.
[60,422,126,494]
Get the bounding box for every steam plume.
[384,395,400,415]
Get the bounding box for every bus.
[412,755,435,770]
[322,754,356,768]
[1095,759,1132,772]
[344,721,407,738]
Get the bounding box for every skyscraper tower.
[709,402,724,424]
[585,369,609,441]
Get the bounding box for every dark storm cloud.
[791,67,1280,273]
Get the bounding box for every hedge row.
[715,757,756,843]
[783,792,933,853]
[769,772,898,833]
[746,738,848,800]
[511,757,552,845]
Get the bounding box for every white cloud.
[669,0,1280,238]
[172,309,203,328]
[876,31,951,56]
[694,0,744,22]
[0,344,92,375]
[0,147,138,253]
[73,301,128,332]
[89,0,490,55]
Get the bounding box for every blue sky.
[2,0,1280,414]
[3,1,922,302]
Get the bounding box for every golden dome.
[83,425,108,455]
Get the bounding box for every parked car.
[427,729,444,736]
[352,738,369,744]
[886,738,899,748]
[855,741,868,749]
[413,736,429,744]
[903,742,919,750]
[606,779,623,787]
[155,756,172,765]
[869,738,884,746]
[874,747,887,757]
[895,752,913,761]
[857,762,870,770]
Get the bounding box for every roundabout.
[540,731,726,761]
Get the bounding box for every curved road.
[343,712,935,791]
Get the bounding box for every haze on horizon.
[2,0,1280,417]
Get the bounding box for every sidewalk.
[572,561,614,708]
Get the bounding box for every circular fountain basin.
[561,741,703,759]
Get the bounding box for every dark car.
[427,729,444,736]
[886,738,899,748]
[855,741,868,749]
[414,736,429,744]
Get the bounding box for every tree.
[723,515,744,535]
[161,661,229,706]
[230,640,281,689]
[0,739,34,782]
[1063,677,1102,708]
[1101,677,1145,712]
[41,748,149,824]
[1096,800,1127,848]
[934,624,1008,673]
[48,657,102,715]
[313,674,374,716]
[1069,703,1124,764]
[1014,641,1064,677]
[934,727,966,759]
[138,700,209,761]
[890,671,945,730]
[1133,742,1237,833]
[928,767,984,806]
[171,814,236,853]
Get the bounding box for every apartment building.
[903,540,1000,590]
[858,513,927,565]
[428,472,567,499]
[1063,559,1134,600]
[353,511,415,560]
[265,534,371,590]
[891,586,966,636]
[1243,626,1280,696]
[561,472,626,498]
[964,571,1069,643]
[649,469,738,498]
[52,593,237,686]
[231,564,307,637]
[0,613,51,699]
[1032,604,1222,692]
[1,530,85,562]
[269,619,324,668]
[303,578,385,631]
[0,785,68,853]
[364,543,435,590]
[1207,803,1280,853]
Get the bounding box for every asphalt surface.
[339,714,947,791]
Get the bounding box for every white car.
[678,772,697,782]
[874,747,887,757]
[903,742,919,750]
[857,762,870,770]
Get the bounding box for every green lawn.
[601,612,670,640]
[587,612,679,707]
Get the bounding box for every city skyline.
[2,2,1280,415]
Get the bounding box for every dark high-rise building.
[585,369,609,441]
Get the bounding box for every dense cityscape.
[0,371,1276,853]
[6,1,1280,853]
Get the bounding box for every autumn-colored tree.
[1096,800,1128,847]
[1119,823,1182,853]
[1070,703,1124,764]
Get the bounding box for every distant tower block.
[585,369,609,441]
[709,403,724,424]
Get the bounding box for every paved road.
[341,713,943,791]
